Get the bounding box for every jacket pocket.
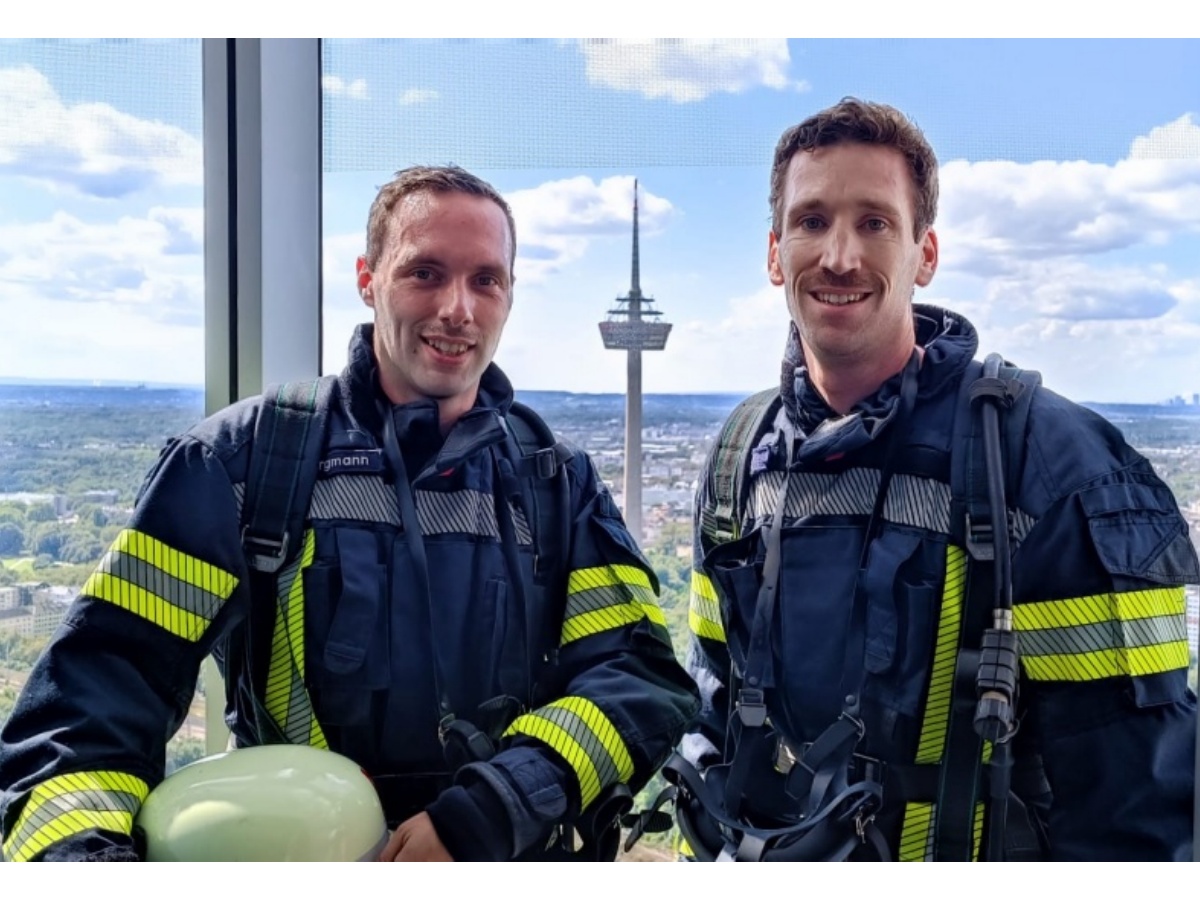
[703,529,765,667]
[859,527,941,719]
[305,526,390,725]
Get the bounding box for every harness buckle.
[533,447,557,479]
[964,513,995,561]
[737,688,768,728]
[242,528,289,574]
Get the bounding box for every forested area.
[0,385,202,574]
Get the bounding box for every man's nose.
[438,279,475,326]
[818,223,862,275]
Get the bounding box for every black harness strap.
[938,355,1039,860]
[502,402,573,690]
[236,375,337,744]
[242,377,337,574]
[704,389,779,544]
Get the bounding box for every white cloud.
[647,282,791,393]
[0,209,203,325]
[937,155,1200,279]
[321,75,368,100]
[508,175,673,283]
[976,260,1177,326]
[1130,113,1200,160]
[0,65,201,197]
[960,305,1200,405]
[577,39,807,103]
[399,88,439,106]
[322,231,371,374]
[0,207,205,384]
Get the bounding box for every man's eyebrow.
[785,197,904,219]
[857,199,903,218]
[390,252,442,273]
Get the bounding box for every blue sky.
[2,39,1199,402]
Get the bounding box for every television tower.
[598,180,671,543]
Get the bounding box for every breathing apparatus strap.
[938,353,1035,860]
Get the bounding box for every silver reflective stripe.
[1019,614,1187,658]
[416,488,532,543]
[310,475,400,525]
[97,551,225,621]
[749,467,1035,542]
[306,478,531,541]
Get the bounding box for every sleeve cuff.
[425,780,512,862]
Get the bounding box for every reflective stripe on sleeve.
[503,696,635,809]
[688,570,726,643]
[1,771,150,862]
[1014,586,1188,681]
[560,564,666,645]
[81,528,237,641]
[264,528,327,748]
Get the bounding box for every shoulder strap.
[241,375,338,574]
[703,388,780,545]
[937,354,1040,860]
[229,375,336,745]
[505,400,574,585]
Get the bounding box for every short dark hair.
[770,97,938,241]
[364,165,516,271]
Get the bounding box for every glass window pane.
[0,39,206,766]
[321,38,1200,858]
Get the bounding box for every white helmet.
[135,744,388,861]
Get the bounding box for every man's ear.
[356,255,374,307]
[915,228,938,287]
[767,231,784,286]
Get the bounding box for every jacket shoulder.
[180,394,265,463]
[1020,385,1170,511]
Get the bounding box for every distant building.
[79,490,120,506]
[0,493,67,516]
[0,607,33,638]
[0,586,23,611]
[29,587,72,639]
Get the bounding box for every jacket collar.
[339,323,517,475]
[773,304,978,465]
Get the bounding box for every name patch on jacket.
[318,448,384,477]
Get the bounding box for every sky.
[2,38,1199,403]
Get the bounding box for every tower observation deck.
[598,180,671,543]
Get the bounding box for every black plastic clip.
[242,528,289,574]
[738,688,768,727]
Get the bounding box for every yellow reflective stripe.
[1015,587,1188,681]
[688,570,726,643]
[903,545,989,861]
[264,529,327,748]
[1016,587,1183,628]
[973,801,985,859]
[503,696,634,809]
[568,563,652,594]
[561,564,666,645]
[2,771,149,862]
[897,801,986,862]
[898,801,934,861]
[914,545,967,764]
[1021,643,1190,681]
[900,547,964,859]
[82,528,237,641]
[674,832,695,860]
